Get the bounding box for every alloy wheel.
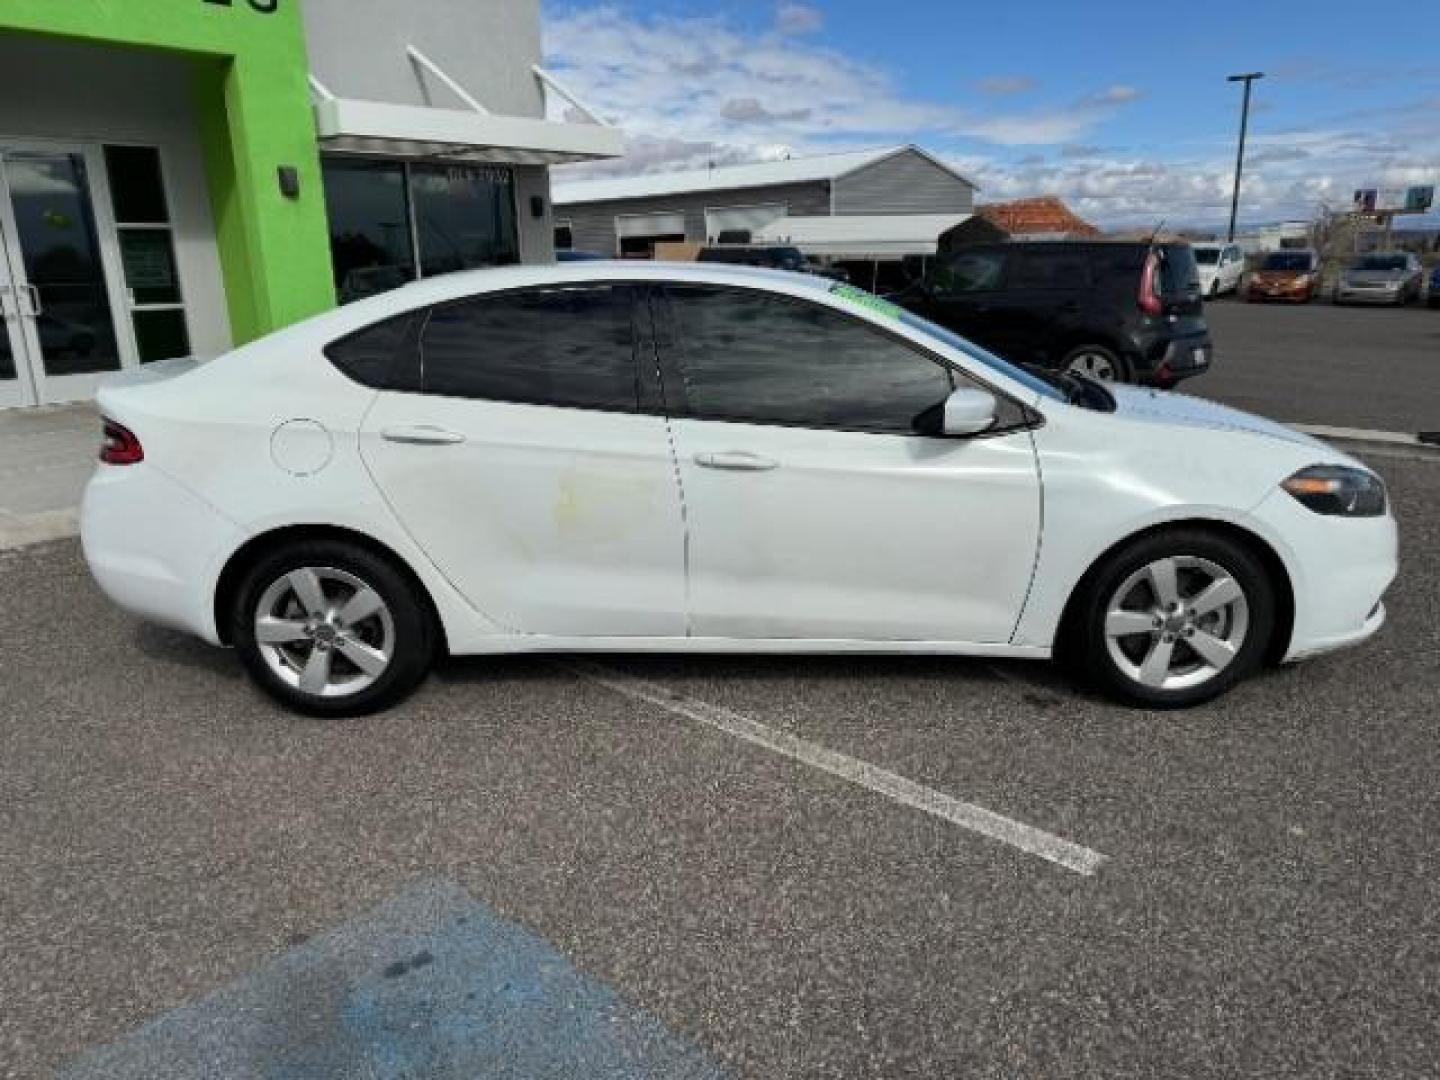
[1103,555,1250,692]
[1066,350,1118,380]
[253,566,395,698]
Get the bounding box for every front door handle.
[380,424,466,446]
[694,451,778,472]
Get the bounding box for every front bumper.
[1247,282,1312,301]
[81,462,245,645]
[1249,486,1398,662]
[1335,285,1404,304]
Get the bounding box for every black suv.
[897,241,1211,388]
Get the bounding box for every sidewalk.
[0,404,96,550]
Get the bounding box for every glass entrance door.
[0,143,129,407]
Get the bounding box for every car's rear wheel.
[1069,529,1276,708]
[232,539,435,717]
[1062,344,1127,382]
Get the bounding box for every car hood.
[1106,384,1330,451]
[1251,270,1310,284]
[1343,271,1405,285]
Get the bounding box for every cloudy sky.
[542,0,1440,230]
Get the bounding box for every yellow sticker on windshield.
[831,283,904,320]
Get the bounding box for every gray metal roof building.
[551,145,978,260]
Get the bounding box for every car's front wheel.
[232,539,436,716]
[1069,529,1276,708]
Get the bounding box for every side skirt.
[450,636,1053,659]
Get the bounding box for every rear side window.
[325,312,418,389]
[662,285,954,433]
[1087,245,1145,282]
[1009,249,1090,290]
[420,284,638,411]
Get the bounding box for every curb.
[1293,424,1440,461]
[0,509,81,552]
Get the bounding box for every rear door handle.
[694,451,778,472]
[380,424,466,446]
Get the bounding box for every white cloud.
[978,76,1037,96]
[1091,84,1143,105]
[775,2,823,35]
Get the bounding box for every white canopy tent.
[753,214,972,259]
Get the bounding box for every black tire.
[231,539,436,717]
[1061,344,1129,383]
[1065,528,1276,709]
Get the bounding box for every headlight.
[1281,465,1387,517]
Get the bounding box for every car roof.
[337,260,835,318]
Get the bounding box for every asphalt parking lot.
[1196,298,1440,435]
[3,448,1437,1078]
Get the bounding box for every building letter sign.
[203,0,279,13]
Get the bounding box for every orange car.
[1245,250,1321,303]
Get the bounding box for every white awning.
[616,211,686,238]
[310,58,623,166]
[754,213,972,258]
[314,98,624,165]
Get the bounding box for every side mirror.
[942,387,998,436]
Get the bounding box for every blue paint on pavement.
[62,880,728,1079]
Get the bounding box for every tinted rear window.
[421,285,639,410]
[1160,245,1200,293]
[325,313,418,389]
[1193,248,1220,265]
[1009,249,1090,290]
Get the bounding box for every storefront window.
[411,164,518,277]
[321,159,519,303]
[322,160,417,304]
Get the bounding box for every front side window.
[932,250,1006,295]
[421,285,638,411]
[662,286,954,433]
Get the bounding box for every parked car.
[1192,242,1246,298]
[696,245,808,273]
[1245,250,1321,303]
[1429,264,1440,309]
[82,264,1394,716]
[1334,252,1424,306]
[897,240,1211,388]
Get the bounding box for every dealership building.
[0,0,620,410]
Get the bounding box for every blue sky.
[543,1,1440,229]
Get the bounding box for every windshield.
[1260,253,1313,272]
[1352,255,1407,272]
[1193,248,1220,265]
[827,282,1065,402]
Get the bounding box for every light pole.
[1226,72,1264,242]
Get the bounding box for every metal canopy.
[310,58,623,165]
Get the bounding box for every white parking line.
[572,662,1107,877]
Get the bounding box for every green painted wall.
[0,0,337,342]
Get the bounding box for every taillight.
[1138,252,1165,316]
[100,418,144,465]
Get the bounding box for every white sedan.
[82,263,1396,716]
